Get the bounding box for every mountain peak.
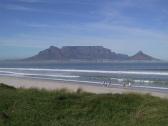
[49,46,58,49]
[49,45,55,48]
[137,50,144,54]
[130,51,156,61]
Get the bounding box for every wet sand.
[0,76,168,98]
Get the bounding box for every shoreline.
[0,76,168,98]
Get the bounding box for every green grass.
[0,83,168,126]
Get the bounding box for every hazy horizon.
[0,0,168,60]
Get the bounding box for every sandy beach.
[0,76,168,98]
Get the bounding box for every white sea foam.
[110,78,154,83]
[0,71,79,78]
[0,68,168,76]
[134,79,153,83]
[111,78,124,82]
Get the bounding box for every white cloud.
[17,0,44,3]
[1,4,35,11]
[26,23,53,28]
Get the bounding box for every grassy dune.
[0,83,168,126]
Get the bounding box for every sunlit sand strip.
[0,76,168,99]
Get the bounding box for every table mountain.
[26,46,158,61]
[26,46,129,61]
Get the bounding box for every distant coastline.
[23,46,159,62]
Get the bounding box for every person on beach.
[102,80,111,87]
[107,82,110,87]
[108,81,112,87]
[102,81,106,87]
[123,83,126,87]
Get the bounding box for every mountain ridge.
[25,46,158,61]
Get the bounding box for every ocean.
[0,61,168,90]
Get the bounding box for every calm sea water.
[1,61,168,89]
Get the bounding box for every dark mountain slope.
[26,46,129,61]
[26,46,158,61]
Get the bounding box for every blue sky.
[0,0,168,60]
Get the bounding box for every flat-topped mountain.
[130,51,156,61]
[26,46,129,61]
[26,46,158,61]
